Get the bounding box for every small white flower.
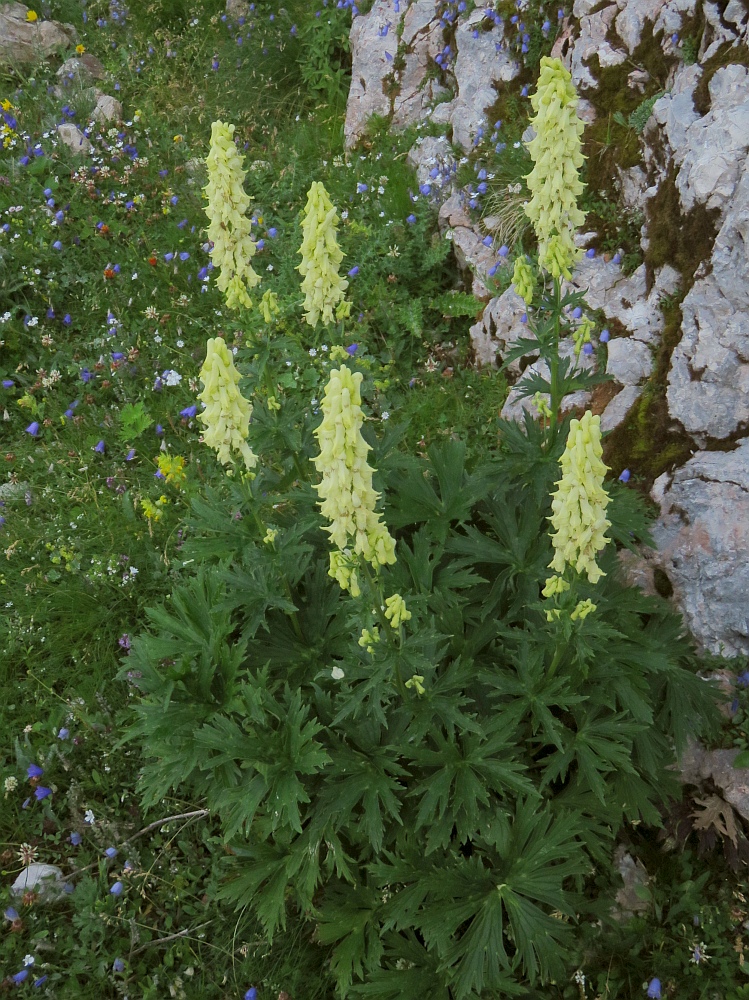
[381,411,390,420]
[23,955,35,967]
[309,348,317,357]
[84,809,95,824]
[331,666,345,680]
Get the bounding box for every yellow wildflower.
[26,10,38,22]
[512,256,536,306]
[571,599,596,621]
[263,527,278,545]
[532,392,553,419]
[156,453,186,487]
[572,316,595,357]
[548,410,611,585]
[523,56,587,280]
[405,675,426,696]
[141,496,169,522]
[358,626,380,653]
[266,395,281,412]
[203,120,261,311]
[384,593,411,629]
[197,336,257,470]
[296,181,350,328]
[1,99,13,112]
[312,365,396,594]
[542,575,570,598]
[173,134,183,143]
[75,44,85,54]
[329,548,360,598]
[259,289,280,324]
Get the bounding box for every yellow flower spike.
[512,256,536,306]
[542,575,570,598]
[573,316,595,357]
[296,181,350,328]
[405,675,426,696]
[358,627,380,654]
[204,120,261,311]
[313,365,396,594]
[548,410,612,585]
[197,336,257,470]
[259,289,280,324]
[384,594,411,629]
[532,392,553,419]
[523,57,587,281]
[571,599,596,621]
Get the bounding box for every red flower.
[103,268,116,279]
[148,255,158,266]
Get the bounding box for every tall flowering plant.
[311,365,396,596]
[503,57,607,436]
[296,181,351,328]
[203,120,261,311]
[197,337,257,471]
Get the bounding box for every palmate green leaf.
[314,881,385,994]
[313,735,407,854]
[605,479,655,549]
[406,727,535,853]
[214,840,291,944]
[347,929,455,1000]
[478,643,586,752]
[383,440,496,541]
[395,653,483,746]
[540,711,644,805]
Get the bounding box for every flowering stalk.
[197,337,257,471]
[547,410,611,587]
[297,181,351,329]
[505,58,605,441]
[203,120,261,311]
[312,365,396,596]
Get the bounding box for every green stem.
[359,559,409,700]
[547,275,562,450]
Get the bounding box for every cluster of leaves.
[123,371,724,997]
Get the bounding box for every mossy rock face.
[692,39,749,114]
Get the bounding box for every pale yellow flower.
[358,626,380,653]
[203,120,261,310]
[197,337,257,470]
[512,256,536,306]
[313,365,396,593]
[384,593,411,629]
[570,599,596,621]
[297,181,350,328]
[548,410,611,584]
[523,57,587,280]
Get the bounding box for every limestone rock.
[611,845,650,921]
[601,384,642,432]
[92,94,122,123]
[652,64,749,214]
[667,162,749,442]
[391,2,444,129]
[0,3,77,65]
[569,0,627,92]
[469,285,531,370]
[700,0,748,61]
[649,438,749,656]
[344,0,405,150]
[57,53,106,84]
[678,736,749,821]
[407,134,457,207]
[11,863,66,901]
[567,259,680,346]
[56,123,91,155]
[445,9,520,151]
[606,337,653,385]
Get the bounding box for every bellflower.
[296,181,351,328]
[197,337,257,470]
[312,366,396,595]
[523,57,587,280]
[203,120,261,310]
[548,410,611,585]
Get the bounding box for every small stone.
[56,123,91,155]
[11,864,66,901]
